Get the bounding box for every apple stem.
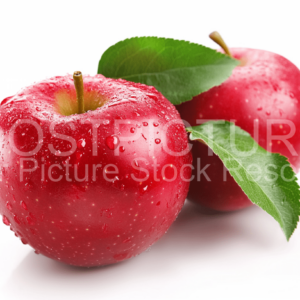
[73,71,85,114]
[209,31,232,57]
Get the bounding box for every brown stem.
[209,31,232,57]
[73,71,85,114]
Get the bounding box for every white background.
[1,0,300,299]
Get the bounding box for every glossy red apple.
[178,36,300,211]
[0,73,192,267]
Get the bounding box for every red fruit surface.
[0,74,192,267]
[178,48,300,211]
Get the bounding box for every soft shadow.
[2,202,284,299]
[153,201,280,255]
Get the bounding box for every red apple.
[0,73,192,267]
[178,43,300,211]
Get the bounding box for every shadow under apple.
[1,202,286,299]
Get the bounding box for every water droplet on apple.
[132,159,139,168]
[103,120,110,125]
[2,215,10,226]
[146,93,158,101]
[155,139,161,144]
[153,122,159,127]
[289,92,295,98]
[139,185,148,195]
[123,237,131,243]
[62,157,71,166]
[21,238,28,245]
[273,84,279,92]
[119,146,125,153]
[77,138,86,149]
[6,201,12,211]
[143,122,148,126]
[14,215,21,224]
[20,201,28,210]
[114,253,130,261]
[105,135,120,150]
[130,127,136,133]
[55,150,61,156]
[266,111,271,116]
[257,106,262,111]
[26,216,35,225]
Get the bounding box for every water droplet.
[133,159,139,168]
[146,93,158,101]
[289,92,295,98]
[36,107,41,112]
[266,111,271,116]
[143,122,148,127]
[153,122,159,127]
[257,106,262,111]
[273,84,279,92]
[6,201,12,211]
[113,252,129,261]
[105,135,120,150]
[156,201,161,206]
[20,201,28,210]
[119,146,125,153]
[14,215,21,224]
[103,120,110,125]
[2,215,10,226]
[21,238,28,245]
[62,157,71,166]
[130,127,136,133]
[155,139,161,144]
[26,216,35,225]
[140,185,148,195]
[77,138,86,149]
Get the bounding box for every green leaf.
[186,121,300,240]
[97,37,239,105]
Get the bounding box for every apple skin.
[177,48,300,211]
[0,74,192,267]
